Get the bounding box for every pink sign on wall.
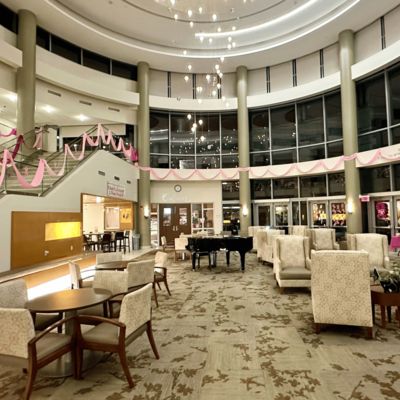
[107,182,125,198]
[360,196,370,202]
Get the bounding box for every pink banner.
[0,128,17,138]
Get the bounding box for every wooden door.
[159,204,191,245]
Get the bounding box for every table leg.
[239,251,246,272]
[226,251,230,266]
[381,305,386,329]
[388,306,392,323]
[192,253,196,271]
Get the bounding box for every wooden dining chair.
[0,279,62,332]
[69,262,94,289]
[74,284,159,388]
[82,235,96,251]
[0,309,75,400]
[161,236,174,253]
[124,231,131,252]
[115,231,126,253]
[154,252,171,300]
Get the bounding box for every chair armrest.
[275,259,282,274]
[74,315,125,328]
[82,275,95,280]
[312,244,318,251]
[155,266,167,272]
[306,258,311,271]
[333,243,340,250]
[384,257,390,269]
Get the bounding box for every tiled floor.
[1,250,400,399]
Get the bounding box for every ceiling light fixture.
[187,113,192,120]
[184,75,189,82]
[219,72,223,78]
[206,74,211,81]
[174,13,178,20]
[212,14,217,21]
[217,27,221,32]
[217,83,221,89]
[8,94,17,102]
[228,37,232,42]
[183,50,187,55]
[199,36,204,42]
[215,64,220,70]
[199,120,203,125]
[226,103,230,107]
[222,96,226,101]
[78,115,87,121]
[187,64,192,71]
[212,90,217,96]
[232,42,236,48]
[190,21,194,27]
[220,56,225,62]
[232,26,236,31]
[196,86,203,93]
[227,44,232,50]
[198,99,202,104]
[170,0,175,4]
[198,6,203,13]
[187,10,192,17]
[44,106,53,113]
[208,38,213,43]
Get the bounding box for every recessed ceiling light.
[228,37,232,42]
[226,103,230,107]
[187,64,192,71]
[190,21,194,27]
[232,42,236,48]
[187,9,192,17]
[220,56,225,62]
[222,96,226,101]
[217,27,221,32]
[198,99,202,104]
[8,94,17,102]
[78,115,87,121]
[183,50,187,55]
[212,14,217,21]
[232,26,236,31]
[198,6,203,13]
[44,106,53,113]
[208,38,213,43]
[170,0,175,4]
[199,36,204,42]
[174,13,178,20]
[184,75,189,82]
[212,90,217,96]
[227,44,232,50]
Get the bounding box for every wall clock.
[174,185,182,192]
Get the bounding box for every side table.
[371,285,400,328]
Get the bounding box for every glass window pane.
[312,203,327,227]
[360,166,391,194]
[250,152,270,167]
[203,209,214,228]
[112,60,137,81]
[300,176,327,197]
[196,114,220,155]
[221,113,238,154]
[192,204,202,229]
[393,164,400,191]
[36,27,50,50]
[251,180,271,200]
[222,155,238,168]
[299,144,325,162]
[356,74,387,134]
[83,50,110,74]
[271,105,296,149]
[179,208,188,225]
[170,113,194,155]
[328,173,345,196]
[327,141,343,158]
[325,91,343,141]
[389,65,400,126]
[0,3,18,33]
[275,204,289,226]
[163,207,172,227]
[292,202,300,225]
[391,126,400,145]
[150,112,169,154]
[196,156,220,169]
[301,201,308,225]
[272,149,297,165]
[171,156,194,169]
[331,202,346,227]
[258,205,271,226]
[51,36,81,64]
[273,178,298,199]
[150,155,169,168]
[222,181,239,201]
[358,130,388,152]
[250,110,269,152]
[297,98,324,146]
[223,204,241,232]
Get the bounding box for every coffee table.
[371,285,400,328]
[26,288,112,377]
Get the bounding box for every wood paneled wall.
[11,212,83,270]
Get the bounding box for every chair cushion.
[280,267,311,280]
[36,331,72,361]
[354,235,384,269]
[315,230,333,250]
[280,237,305,269]
[81,280,93,288]
[34,313,61,331]
[78,304,106,317]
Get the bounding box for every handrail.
[0,126,47,153]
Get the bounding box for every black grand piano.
[186,236,253,272]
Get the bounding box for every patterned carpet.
[2,251,400,400]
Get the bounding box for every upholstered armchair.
[274,236,311,293]
[161,236,175,252]
[248,226,265,252]
[174,237,192,261]
[348,233,390,275]
[0,279,62,332]
[289,226,307,236]
[74,283,159,388]
[261,229,285,264]
[69,261,94,289]
[96,251,123,264]
[311,250,373,339]
[154,252,171,302]
[307,229,339,253]
[257,231,267,261]
[0,309,75,400]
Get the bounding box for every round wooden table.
[371,285,400,328]
[25,288,113,378]
[95,260,130,271]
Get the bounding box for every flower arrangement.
[376,202,388,219]
[375,262,400,293]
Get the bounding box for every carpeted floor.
[2,251,400,399]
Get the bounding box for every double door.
[159,203,191,245]
[254,202,289,228]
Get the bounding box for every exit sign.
[360,196,370,202]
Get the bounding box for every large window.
[0,3,18,34]
[52,36,81,64]
[249,110,269,152]
[325,92,343,141]
[150,112,169,155]
[251,180,271,200]
[83,50,110,74]
[271,105,296,150]
[297,98,324,146]
[300,176,327,198]
[222,181,239,201]
[360,166,391,194]
[273,178,298,199]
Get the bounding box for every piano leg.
[239,251,246,272]
[192,253,196,271]
[226,250,230,266]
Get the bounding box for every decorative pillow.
[279,236,306,269]
[354,234,384,268]
[315,229,333,250]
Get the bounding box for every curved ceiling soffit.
[46,0,359,59]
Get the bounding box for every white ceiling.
[2,0,400,73]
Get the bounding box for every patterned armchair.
[261,230,285,264]
[311,250,373,339]
[74,283,159,387]
[307,229,339,254]
[274,236,311,294]
[289,226,307,236]
[0,308,74,400]
[0,280,62,332]
[248,226,265,251]
[96,252,123,264]
[256,231,267,261]
[348,233,390,275]
[174,237,192,261]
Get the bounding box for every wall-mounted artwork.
[105,207,120,230]
[120,208,132,223]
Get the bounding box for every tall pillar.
[17,10,36,151]
[339,30,362,233]
[236,66,252,233]
[137,62,151,248]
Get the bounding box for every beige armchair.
[96,252,123,264]
[307,229,339,253]
[348,233,390,275]
[0,280,62,332]
[289,226,307,236]
[69,261,93,289]
[311,250,373,339]
[274,236,311,294]
[248,226,265,251]
[174,237,192,261]
[261,229,285,264]
[74,284,159,388]
[0,309,75,400]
